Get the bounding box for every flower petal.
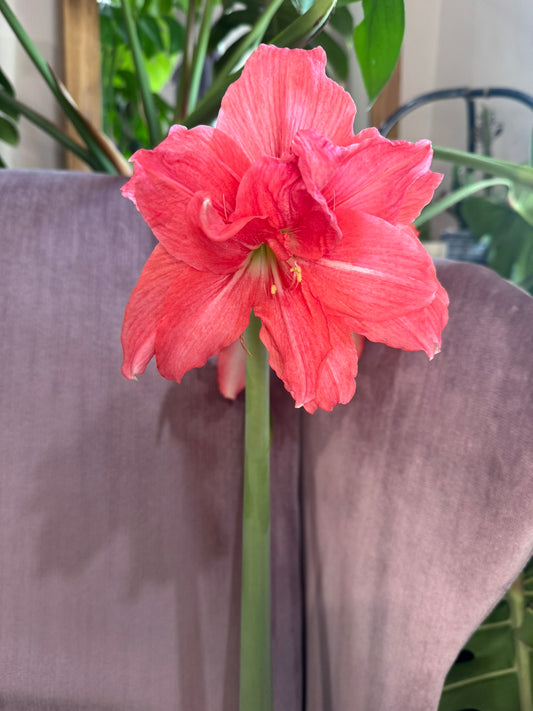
[293,129,442,225]
[217,339,247,400]
[123,125,250,272]
[254,285,358,413]
[303,209,439,323]
[356,282,450,358]
[217,44,356,162]
[121,245,180,379]
[154,263,257,383]
[233,156,341,260]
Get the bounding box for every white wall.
[401,0,533,164]
[0,0,62,169]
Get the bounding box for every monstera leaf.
[439,561,533,711]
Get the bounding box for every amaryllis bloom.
[121,44,448,413]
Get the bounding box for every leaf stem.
[0,90,100,169]
[433,145,533,188]
[120,0,161,146]
[187,0,216,114]
[415,178,510,227]
[174,0,197,123]
[507,575,533,711]
[240,312,272,711]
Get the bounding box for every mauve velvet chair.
[1,169,532,711]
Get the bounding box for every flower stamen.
[290,262,302,284]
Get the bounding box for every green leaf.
[145,53,176,92]
[415,178,510,228]
[353,0,404,104]
[0,115,19,145]
[163,15,184,53]
[439,576,533,711]
[0,67,14,96]
[319,31,349,82]
[509,183,533,228]
[329,6,355,36]
[461,196,533,286]
[290,0,314,14]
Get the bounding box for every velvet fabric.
[1,169,532,711]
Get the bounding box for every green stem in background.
[0,0,117,172]
[241,312,272,711]
[187,0,216,115]
[270,0,337,48]
[214,0,285,87]
[415,177,510,228]
[183,0,336,128]
[507,575,533,711]
[120,0,161,147]
[174,0,197,123]
[433,145,533,189]
[0,90,99,169]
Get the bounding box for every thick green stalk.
[120,0,161,147]
[507,575,533,711]
[187,0,216,114]
[433,145,533,189]
[240,312,272,711]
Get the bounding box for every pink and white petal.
[355,283,449,358]
[293,130,441,225]
[217,339,247,400]
[154,263,256,383]
[121,245,180,380]
[303,210,439,323]
[217,44,356,162]
[233,156,340,260]
[254,284,358,412]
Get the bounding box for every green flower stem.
[0,90,99,169]
[433,145,533,189]
[187,0,217,115]
[241,312,272,711]
[120,0,161,147]
[507,575,533,711]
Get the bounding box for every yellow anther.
[290,264,302,283]
[271,284,277,295]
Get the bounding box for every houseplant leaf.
[353,0,404,104]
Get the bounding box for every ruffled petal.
[123,125,250,272]
[356,282,450,358]
[233,156,340,260]
[121,244,180,379]
[154,263,257,383]
[303,209,439,323]
[254,284,358,413]
[217,339,247,400]
[217,44,356,162]
[293,129,442,225]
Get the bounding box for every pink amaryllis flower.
[121,44,448,413]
